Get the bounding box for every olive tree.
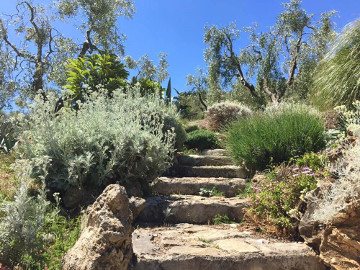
[0,0,134,107]
[204,0,336,106]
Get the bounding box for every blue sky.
[2,0,360,94]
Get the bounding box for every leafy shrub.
[17,87,177,193]
[249,154,327,235]
[185,124,200,133]
[164,116,186,151]
[185,129,219,150]
[227,103,326,171]
[65,53,129,103]
[204,101,252,131]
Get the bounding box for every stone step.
[136,195,250,224]
[132,223,325,270]
[177,155,234,166]
[201,149,228,156]
[172,165,248,179]
[152,177,247,197]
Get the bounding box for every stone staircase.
[131,150,325,270]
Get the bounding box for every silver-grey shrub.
[17,86,176,193]
[0,158,50,267]
[204,101,252,131]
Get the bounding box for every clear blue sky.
[2,0,360,94]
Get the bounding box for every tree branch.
[198,92,207,111]
[78,29,101,58]
[286,29,303,86]
[224,33,260,100]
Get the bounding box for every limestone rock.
[318,200,360,270]
[300,190,360,270]
[129,196,146,220]
[62,184,133,270]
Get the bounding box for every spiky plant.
[311,19,360,110]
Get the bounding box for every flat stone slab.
[172,165,248,178]
[152,177,247,197]
[136,195,250,224]
[132,223,325,270]
[201,149,228,156]
[177,155,234,166]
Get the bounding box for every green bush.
[185,129,219,150]
[250,153,327,235]
[17,86,177,194]
[164,116,186,151]
[185,124,200,133]
[227,103,326,171]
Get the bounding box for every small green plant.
[214,244,220,249]
[227,103,326,171]
[198,237,212,244]
[199,187,224,197]
[212,214,234,224]
[185,129,219,150]
[237,182,252,199]
[249,157,327,233]
[293,152,328,171]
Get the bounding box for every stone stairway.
[132,150,325,270]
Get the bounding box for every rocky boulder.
[300,194,360,270]
[62,184,133,270]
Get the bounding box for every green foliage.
[65,53,129,102]
[185,129,219,150]
[199,187,224,197]
[165,78,172,105]
[237,182,252,199]
[185,124,200,133]
[293,152,328,171]
[41,214,81,269]
[17,87,177,193]
[250,160,326,231]
[212,214,234,224]
[0,0,135,106]
[174,90,206,120]
[311,19,360,110]
[227,103,326,171]
[204,101,252,131]
[131,77,164,97]
[163,115,187,151]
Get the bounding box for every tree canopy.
[0,0,135,108]
[204,0,336,106]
